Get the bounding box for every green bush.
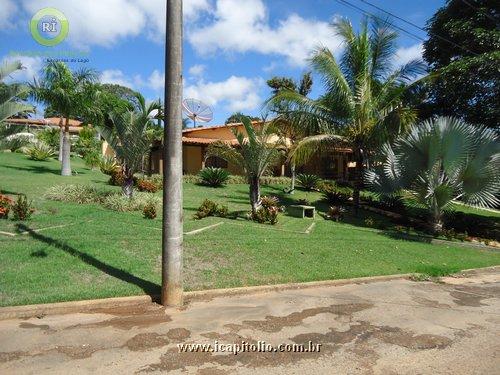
[74,126,101,157]
[296,174,321,190]
[101,193,160,212]
[251,196,280,225]
[193,199,229,220]
[37,127,59,149]
[320,182,352,205]
[198,167,230,187]
[12,195,35,221]
[44,184,109,204]
[109,169,124,186]
[99,156,119,175]
[24,142,55,161]
[83,151,101,169]
[326,205,346,221]
[143,202,157,219]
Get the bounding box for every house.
[148,121,356,180]
[4,117,85,135]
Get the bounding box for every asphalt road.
[1,267,499,374]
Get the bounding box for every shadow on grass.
[3,164,60,175]
[16,223,161,298]
[379,230,433,243]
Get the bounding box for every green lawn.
[1,151,499,307]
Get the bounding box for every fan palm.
[30,62,97,176]
[365,116,500,233]
[206,117,281,213]
[267,18,426,212]
[0,61,34,141]
[96,93,161,198]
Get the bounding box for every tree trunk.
[122,172,134,199]
[289,162,296,194]
[58,117,63,162]
[61,117,72,176]
[249,175,261,214]
[430,201,443,234]
[353,148,364,216]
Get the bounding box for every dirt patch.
[56,344,97,359]
[124,333,169,352]
[411,295,451,309]
[0,351,29,363]
[239,303,373,333]
[19,322,51,331]
[166,328,191,341]
[197,367,230,375]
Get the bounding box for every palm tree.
[365,116,500,233]
[0,61,33,124]
[268,18,426,212]
[30,62,97,176]
[267,72,313,193]
[96,93,161,198]
[206,117,280,213]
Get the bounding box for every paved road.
[1,268,499,374]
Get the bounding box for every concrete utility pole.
[162,0,183,307]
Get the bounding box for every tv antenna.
[182,98,213,128]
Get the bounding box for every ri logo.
[30,8,69,47]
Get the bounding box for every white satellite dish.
[182,98,213,128]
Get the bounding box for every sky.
[0,0,446,126]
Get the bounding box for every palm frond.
[290,133,346,166]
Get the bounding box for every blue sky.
[0,0,445,125]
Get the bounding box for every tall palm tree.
[30,62,97,176]
[97,93,161,198]
[268,18,426,211]
[267,72,313,193]
[206,117,281,213]
[365,116,500,233]
[0,61,33,124]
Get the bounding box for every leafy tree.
[30,62,98,176]
[268,18,426,212]
[267,72,313,193]
[96,93,161,198]
[423,0,499,129]
[365,116,500,233]
[206,117,280,213]
[225,112,260,124]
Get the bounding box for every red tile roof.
[5,117,84,127]
[182,137,238,146]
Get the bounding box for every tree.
[267,72,313,193]
[268,18,426,212]
[365,116,499,233]
[206,117,280,213]
[225,112,260,124]
[30,62,97,176]
[96,93,161,198]
[0,61,33,123]
[423,0,499,130]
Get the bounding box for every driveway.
[1,267,499,374]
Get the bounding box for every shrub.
[296,198,310,206]
[326,206,346,221]
[193,199,228,220]
[3,132,35,152]
[99,156,119,176]
[37,127,59,149]
[83,151,101,169]
[44,184,109,204]
[137,179,159,193]
[297,174,321,190]
[109,169,125,186]
[379,195,406,213]
[183,174,201,184]
[260,176,291,185]
[198,167,230,187]
[0,194,13,219]
[364,217,374,227]
[12,195,35,221]
[143,202,157,219]
[102,193,161,212]
[320,182,352,205]
[24,142,55,161]
[251,196,280,225]
[74,126,101,157]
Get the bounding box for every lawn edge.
[2,265,498,320]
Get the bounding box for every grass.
[1,151,499,307]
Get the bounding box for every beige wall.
[182,145,203,174]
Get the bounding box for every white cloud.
[187,0,341,67]
[100,69,136,88]
[188,64,206,78]
[184,75,263,112]
[0,0,18,30]
[395,43,423,65]
[147,70,165,91]
[19,0,211,47]
[1,55,43,82]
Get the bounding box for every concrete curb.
[1,266,498,320]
